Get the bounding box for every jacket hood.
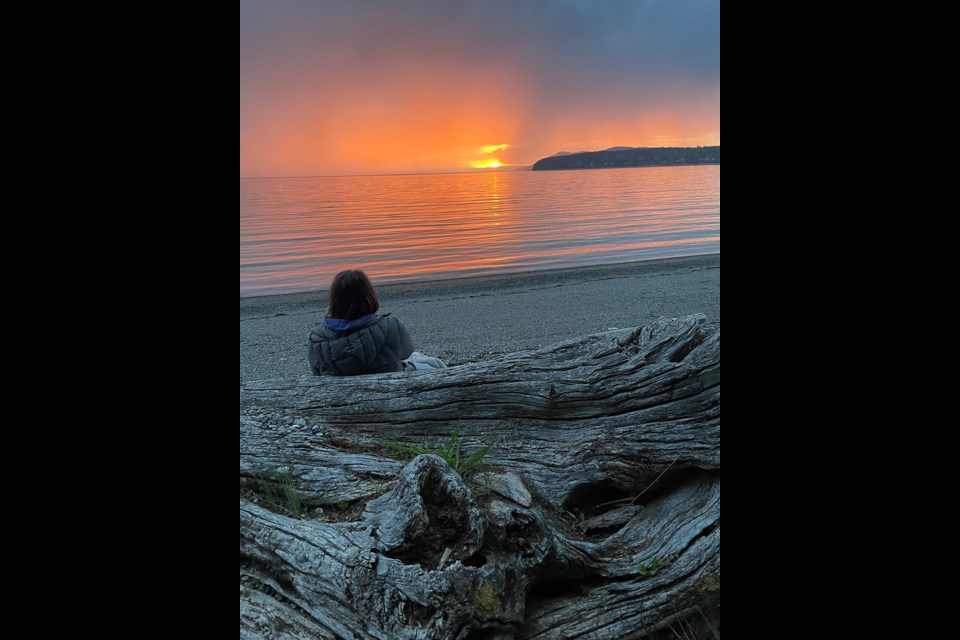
[324,314,380,332]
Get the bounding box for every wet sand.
[240,254,720,381]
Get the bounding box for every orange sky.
[240,0,720,177]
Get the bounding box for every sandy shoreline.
[240,254,720,381]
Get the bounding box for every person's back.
[308,269,415,376]
[309,312,414,375]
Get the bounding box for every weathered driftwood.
[240,315,720,639]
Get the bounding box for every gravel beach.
[240,254,720,381]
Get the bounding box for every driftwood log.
[240,314,720,639]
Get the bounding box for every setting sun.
[472,160,503,169]
[241,2,719,179]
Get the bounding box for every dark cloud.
[241,0,720,176]
[242,1,718,75]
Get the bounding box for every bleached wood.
[240,315,720,639]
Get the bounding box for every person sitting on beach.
[308,269,447,376]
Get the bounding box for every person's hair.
[326,269,380,320]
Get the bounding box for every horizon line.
[240,167,532,180]
[240,144,719,180]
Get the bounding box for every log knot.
[363,455,486,571]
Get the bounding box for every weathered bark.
[240,315,720,639]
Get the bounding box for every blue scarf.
[324,314,379,332]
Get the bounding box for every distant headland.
[531,145,720,171]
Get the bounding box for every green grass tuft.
[253,466,305,517]
[636,553,678,577]
[388,423,491,482]
[437,424,491,480]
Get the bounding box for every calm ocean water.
[240,165,719,297]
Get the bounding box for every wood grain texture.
[240,315,720,639]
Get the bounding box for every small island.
[531,145,720,171]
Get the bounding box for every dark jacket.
[308,314,414,375]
